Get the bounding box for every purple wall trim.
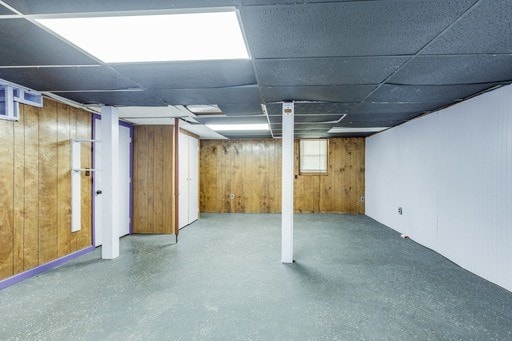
[0,246,95,290]
[118,120,132,128]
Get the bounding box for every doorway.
[93,118,132,247]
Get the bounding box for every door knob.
[96,190,102,195]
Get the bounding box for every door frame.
[91,114,134,246]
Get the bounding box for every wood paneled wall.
[133,125,174,234]
[199,138,365,214]
[294,138,365,213]
[0,99,92,281]
[201,139,282,213]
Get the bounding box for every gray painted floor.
[1,214,511,340]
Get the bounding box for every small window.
[300,139,328,174]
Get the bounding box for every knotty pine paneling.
[76,108,92,250]
[133,125,175,234]
[0,98,93,281]
[199,138,365,214]
[38,99,59,264]
[0,117,14,279]
[23,105,40,270]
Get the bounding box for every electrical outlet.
[398,207,403,215]
[360,196,365,202]
[229,193,235,200]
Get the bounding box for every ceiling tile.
[261,85,376,103]
[351,102,442,115]
[0,66,138,91]
[268,114,343,124]
[255,57,407,86]
[326,132,375,138]
[0,19,98,66]
[389,55,512,85]
[367,83,502,104]
[56,91,166,106]
[336,113,420,127]
[270,122,335,130]
[194,115,268,125]
[113,60,256,90]
[271,128,330,134]
[0,4,14,14]
[422,0,512,54]
[241,1,476,58]
[4,0,235,14]
[218,104,263,116]
[266,102,356,116]
[153,86,262,105]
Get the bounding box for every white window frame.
[299,139,328,175]
[0,81,42,122]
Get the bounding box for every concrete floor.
[1,214,511,340]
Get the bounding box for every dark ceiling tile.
[218,104,263,116]
[0,66,137,91]
[270,122,335,130]
[268,114,344,124]
[194,115,268,125]
[55,91,166,106]
[389,55,512,85]
[0,4,14,14]
[113,60,256,90]
[422,0,512,54]
[255,57,406,86]
[261,85,376,103]
[0,19,98,66]
[266,102,356,116]
[241,1,476,58]
[153,86,262,105]
[351,102,442,115]
[336,113,416,128]
[4,0,235,14]
[326,132,375,138]
[271,128,330,134]
[367,83,502,104]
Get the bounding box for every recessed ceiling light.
[206,123,269,131]
[36,11,250,63]
[186,104,223,115]
[328,127,389,133]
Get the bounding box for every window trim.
[299,139,329,175]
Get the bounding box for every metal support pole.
[101,106,120,259]
[281,102,294,263]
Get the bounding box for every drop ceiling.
[0,0,510,139]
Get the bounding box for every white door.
[93,119,103,246]
[178,132,189,229]
[178,132,199,229]
[188,136,199,223]
[93,119,131,247]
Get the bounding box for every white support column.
[101,106,120,259]
[281,102,294,263]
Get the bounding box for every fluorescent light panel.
[186,104,223,115]
[36,11,249,63]
[328,127,389,133]
[207,123,269,131]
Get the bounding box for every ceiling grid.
[0,0,510,138]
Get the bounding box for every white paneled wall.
[366,84,512,292]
